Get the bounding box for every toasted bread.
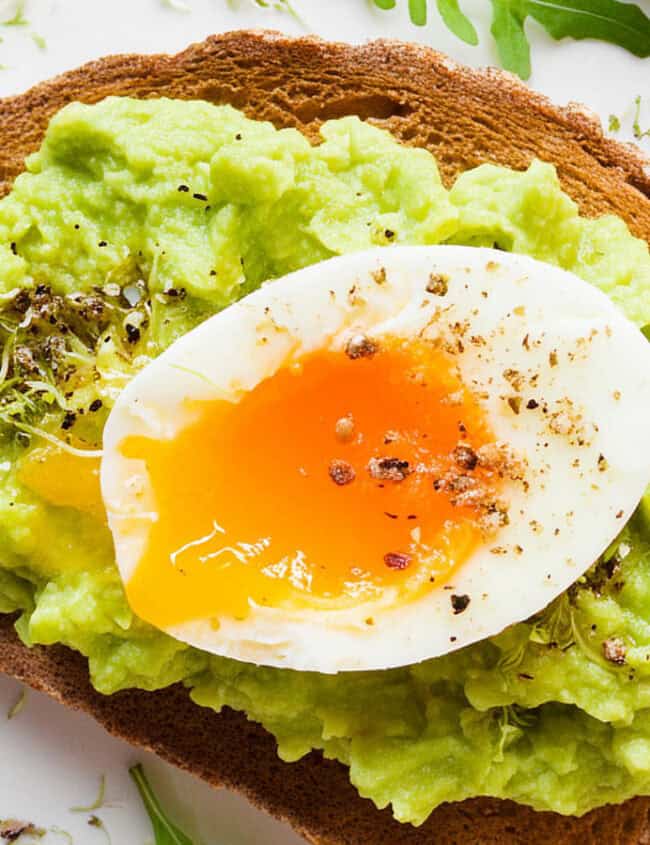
[1,30,649,845]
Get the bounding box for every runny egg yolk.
[18,446,104,520]
[122,341,499,626]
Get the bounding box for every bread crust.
[0,30,649,844]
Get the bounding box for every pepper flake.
[328,459,356,486]
[367,456,411,482]
[345,334,378,360]
[450,594,471,614]
[384,552,412,570]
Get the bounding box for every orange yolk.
[123,342,498,627]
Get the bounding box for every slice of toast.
[1,30,649,845]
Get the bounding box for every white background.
[0,1,648,843]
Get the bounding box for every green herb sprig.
[633,95,650,141]
[70,775,106,813]
[608,95,649,142]
[88,814,112,845]
[6,686,27,720]
[608,113,621,132]
[372,0,650,79]
[1,1,48,70]
[130,765,196,845]
[2,1,28,26]
[161,0,192,11]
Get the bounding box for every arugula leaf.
[371,0,650,79]
[526,0,650,58]
[436,0,479,44]
[130,765,196,845]
[408,0,428,25]
[490,0,531,78]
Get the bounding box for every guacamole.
[0,97,649,825]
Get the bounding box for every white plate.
[0,1,648,842]
[0,676,305,844]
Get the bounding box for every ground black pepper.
[450,594,471,614]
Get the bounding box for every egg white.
[101,246,650,672]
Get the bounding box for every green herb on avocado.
[0,282,146,457]
[130,765,195,845]
[495,704,537,760]
[70,775,106,814]
[372,0,650,78]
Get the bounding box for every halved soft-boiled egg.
[101,246,650,672]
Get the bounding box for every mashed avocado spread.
[0,97,650,825]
